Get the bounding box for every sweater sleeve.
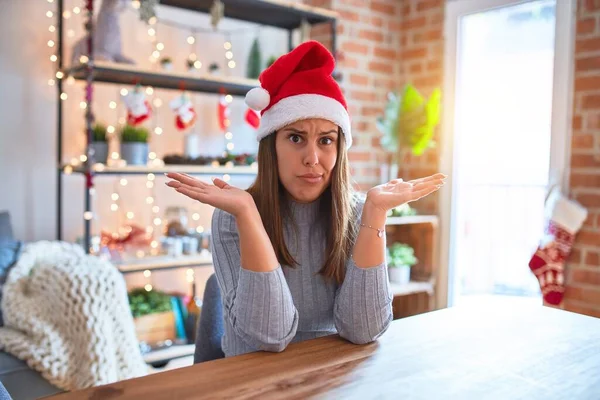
[210,208,299,353]
[333,199,394,345]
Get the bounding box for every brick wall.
[562,0,600,318]
[305,0,600,316]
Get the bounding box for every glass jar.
[164,206,188,237]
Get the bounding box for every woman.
[166,41,445,357]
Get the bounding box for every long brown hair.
[246,128,359,285]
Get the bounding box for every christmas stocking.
[169,94,197,131]
[123,89,151,126]
[245,108,260,129]
[528,186,588,306]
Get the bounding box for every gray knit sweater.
[210,196,394,357]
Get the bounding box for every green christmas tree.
[247,38,262,79]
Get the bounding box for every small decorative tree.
[247,38,262,79]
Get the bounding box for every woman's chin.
[289,187,323,203]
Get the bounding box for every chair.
[193,273,225,363]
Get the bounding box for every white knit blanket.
[0,241,148,390]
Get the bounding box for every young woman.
[166,41,445,357]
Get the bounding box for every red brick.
[570,172,600,187]
[403,16,427,31]
[416,0,444,12]
[598,213,600,229]
[578,17,596,35]
[374,77,397,88]
[349,73,369,86]
[370,1,395,14]
[374,47,398,60]
[430,12,444,25]
[342,41,369,55]
[372,136,382,147]
[576,193,600,208]
[361,106,382,117]
[575,75,600,91]
[578,230,600,247]
[401,4,411,17]
[576,55,600,72]
[359,29,384,42]
[362,15,384,28]
[571,133,594,149]
[587,250,600,266]
[350,90,378,102]
[413,75,441,89]
[340,55,360,69]
[564,301,600,318]
[390,20,403,32]
[427,59,442,72]
[585,0,600,12]
[571,154,600,169]
[570,248,583,264]
[368,61,394,74]
[585,112,600,129]
[573,115,583,130]
[571,268,600,285]
[349,151,372,161]
[337,0,363,6]
[409,63,423,74]
[582,94,600,109]
[338,9,359,22]
[576,37,600,53]
[402,47,428,60]
[564,285,600,305]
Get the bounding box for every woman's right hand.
[165,172,256,218]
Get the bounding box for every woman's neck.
[284,194,322,225]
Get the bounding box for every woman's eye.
[289,134,303,144]
[320,137,333,145]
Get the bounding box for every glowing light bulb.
[187,36,195,44]
[83,212,93,220]
[60,93,68,100]
[224,42,232,50]
[228,60,236,69]
[143,270,152,277]
[154,127,163,135]
[120,178,128,186]
[111,204,118,211]
[109,101,117,109]
[120,88,128,96]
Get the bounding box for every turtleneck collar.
[285,195,322,225]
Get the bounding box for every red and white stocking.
[528,187,588,306]
[169,94,197,131]
[123,89,151,126]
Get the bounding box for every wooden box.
[134,311,176,344]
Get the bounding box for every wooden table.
[46,301,600,400]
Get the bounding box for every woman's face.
[275,118,339,203]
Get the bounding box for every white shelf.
[66,164,258,176]
[64,61,260,96]
[389,281,434,296]
[386,215,439,226]
[116,252,213,274]
[143,344,196,365]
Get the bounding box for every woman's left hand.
[365,173,447,213]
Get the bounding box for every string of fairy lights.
[48,1,268,291]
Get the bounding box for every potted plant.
[120,124,149,165]
[90,122,108,164]
[160,56,173,71]
[128,288,176,345]
[376,84,441,183]
[386,242,418,284]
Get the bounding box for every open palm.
[366,173,446,212]
[165,173,255,217]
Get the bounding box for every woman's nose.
[303,147,319,166]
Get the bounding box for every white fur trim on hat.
[255,94,352,149]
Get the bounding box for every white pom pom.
[245,87,270,111]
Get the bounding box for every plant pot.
[388,265,411,284]
[133,311,176,345]
[90,142,108,164]
[121,142,148,166]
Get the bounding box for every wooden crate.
[134,311,176,344]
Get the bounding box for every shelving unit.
[54,0,338,366]
[66,164,258,176]
[55,0,339,253]
[386,215,439,320]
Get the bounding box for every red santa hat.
[244,40,352,149]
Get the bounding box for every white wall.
[0,0,290,297]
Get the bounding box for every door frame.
[438,0,576,308]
